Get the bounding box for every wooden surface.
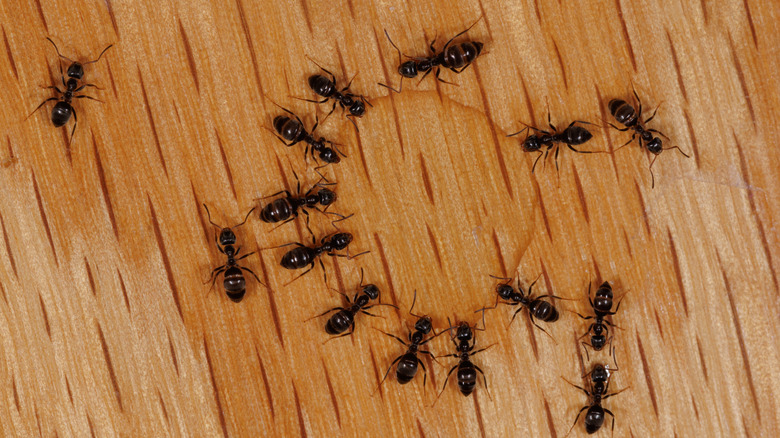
[0,0,778,436]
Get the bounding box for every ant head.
[319,148,341,164]
[349,100,366,117]
[67,62,85,80]
[414,316,433,334]
[308,74,333,96]
[496,283,514,300]
[330,233,353,250]
[218,228,237,246]
[362,283,380,300]
[455,322,473,342]
[317,188,337,205]
[647,137,663,154]
[398,61,418,78]
[523,135,542,152]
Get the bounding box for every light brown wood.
[0,0,778,436]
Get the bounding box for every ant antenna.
[83,44,113,65]
[203,204,222,229]
[46,38,75,63]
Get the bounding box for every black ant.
[487,274,561,338]
[300,58,372,130]
[564,345,627,435]
[29,38,112,146]
[376,291,440,388]
[507,110,600,172]
[271,232,368,285]
[203,204,264,303]
[310,269,396,339]
[607,89,690,187]
[576,281,625,356]
[438,314,492,398]
[379,17,484,93]
[270,104,345,171]
[257,169,349,234]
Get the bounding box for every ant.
[272,232,368,285]
[29,38,112,146]
[257,169,349,234]
[607,88,690,187]
[270,104,345,171]
[310,269,396,339]
[576,281,625,357]
[300,58,372,130]
[376,291,440,388]
[507,110,600,172]
[379,17,484,93]
[438,314,492,398]
[486,274,561,338]
[564,345,627,435]
[203,204,264,302]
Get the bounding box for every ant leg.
[604,408,616,435]
[416,68,433,86]
[378,77,403,94]
[632,87,643,119]
[240,266,267,287]
[643,103,661,124]
[441,16,483,52]
[607,122,631,132]
[305,306,344,322]
[284,262,315,286]
[613,133,637,153]
[554,145,561,171]
[67,108,78,146]
[647,128,670,141]
[74,95,103,103]
[345,114,360,133]
[567,406,590,437]
[263,241,306,251]
[547,107,557,133]
[306,56,337,84]
[206,264,227,286]
[328,212,354,231]
[434,68,458,86]
[474,364,491,399]
[436,364,460,400]
[376,329,410,347]
[508,307,525,326]
[375,355,404,392]
[529,315,555,341]
[27,97,60,119]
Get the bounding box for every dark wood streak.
[543,398,558,438]
[117,269,130,313]
[354,128,373,186]
[215,131,238,201]
[148,196,184,321]
[695,336,708,381]
[39,294,51,338]
[472,392,487,438]
[523,304,540,361]
[519,75,538,129]
[572,167,590,223]
[717,252,761,421]
[368,348,384,402]
[532,0,542,23]
[12,374,20,410]
[551,40,568,89]
[92,133,119,239]
[419,154,435,205]
[2,27,17,80]
[667,229,689,316]
[292,382,308,438]
[491,230,507,277]
[373,233,400,315]
[699,0,708,23]
[473,65,514,200]
[203,337,229,437]
[682,111,700,168]
[62,129,73,164]
[321,362,341,427]
[104,0,119,36]
[0,212,18,277]
[138,70,168,177]
[166,328,179,375]
[178,20,200,92]
[103,59,118,99]
[416,418,426,438]
[614,0,637,71]
[97,324,123,411]
[537,193,552,239]
[691,393,699,421]
[65,375,73,404]
[634,181,651,236]
[31,170,58,266]
[0,281,7,305]
[33,0,48,32]
[594,84,621,181]
[255,349,276,419]
[742,0,758,48]
[734,132,779,294]
[265,282,285,349]
[635,332,658,417]
[87,415,96,438]
[425,223,443,270]
[424,353,437,391]
[344,0,355,18]
[158,390,169,424]
[664,31,688,102]
[653,309,664,338]
[727,33,756,127]
[235,0,266,96]
[85,258,96,296]
[591,255,602,281]
[298,0,313,34]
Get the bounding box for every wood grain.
[0,0,778,436]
